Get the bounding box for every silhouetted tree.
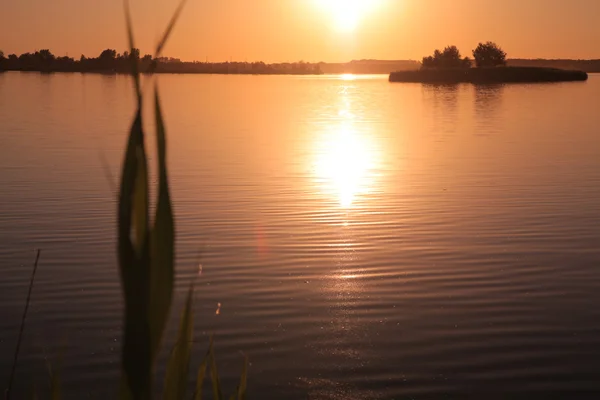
[18,53,35,70]
[2,53,16,70]
[32,49,56,70]
[130,48,140,60]
[37,49,55,62]
[97,49,118,70]
[422,46,471,69]
[55,56,76,71]
[472,42,507,67]
[141,54,153,70]
[99,49,117,60]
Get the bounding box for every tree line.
[0,48,323,75]
[421,42,507,69]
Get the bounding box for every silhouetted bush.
[473,42,507,67]
[421,46,471,69]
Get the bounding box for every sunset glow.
[2,0,600,398]
[315,0,385,32]
[2,1,600,62]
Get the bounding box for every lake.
[1,72,599,399]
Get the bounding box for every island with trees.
[0,48,323,75]
[389,42,588,83]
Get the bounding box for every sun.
[315,0,383,33]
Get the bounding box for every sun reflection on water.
[314,127,374,207]
[313,89,379,209]
[340,73,357,81]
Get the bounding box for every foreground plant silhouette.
[3,2,246,398]
[117,1,246,399]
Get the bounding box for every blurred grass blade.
[49,371,61,400]
[117,108,150,287]
[118,109,152,399]
[117,40,141,276]
[193,351,209,400]
[123,0,141,102]
[118,374,133,400]
[209,340,223,400]
[155,0,189,58]
[133,146,149,255]
[6,249,40,400]
[227,355,248,400]
[149,86,175,358]
[236,355,248,400]
[163,287,194,400]
[118,109,148,259]
[44,357,61,400]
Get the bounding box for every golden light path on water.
[313,75,380,209]
[305,76,389,399]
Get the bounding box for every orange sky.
[2,0,600,62]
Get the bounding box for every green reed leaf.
[133,146,149,256]
[163,288,194,400]
[117,108,150,284]
[118,108,152,400]
[149,87,175,358]
[118,104,143,287]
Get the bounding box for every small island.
[389,42,588,83]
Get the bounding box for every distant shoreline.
[0,69,322,76]
[0,50,323,75]
[1,68,596,79]
[0,64,323,76]
[3,53,600,75]
[389,67,588,84]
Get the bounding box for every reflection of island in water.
[423,84,459,111]
[422,84,460,136]
[474,84,505,134]
[420,83,506,136]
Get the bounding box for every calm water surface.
[1,72,599,398]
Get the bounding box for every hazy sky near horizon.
[2,0,600,62]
